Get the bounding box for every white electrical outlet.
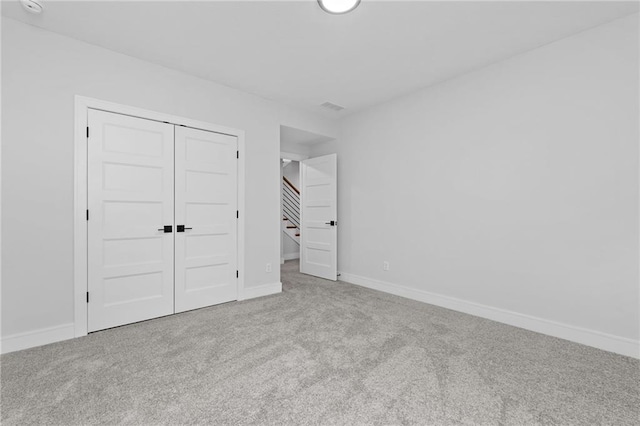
[266,263,272,273]
[383,261,389,271]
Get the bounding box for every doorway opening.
[281,157,301,263]
[279,125,337,281]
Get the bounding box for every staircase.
[282,176,300,244]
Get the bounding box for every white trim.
[74,96,246,339]
[74,99,89,338]
[283,252,300,261]
[280,151,309,162]
[1,323,76,354]
[339,272,640,359]
[239,282,282,301]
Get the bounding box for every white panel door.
[87,109,175,332]
[174,126,238,313]
[300,154,337,281]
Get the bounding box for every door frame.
[74,96,246,338]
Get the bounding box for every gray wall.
[312,15,639,344]
[1,18,338,338]
[283,161,300,190]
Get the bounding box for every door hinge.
[86,292,90,303]
[236,270,239,278]
[237,150,239,159]
[86,210,89,220]
[86,127,89,138]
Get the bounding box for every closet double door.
[87,109,238,332]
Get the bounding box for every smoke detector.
[21,0,44,14]
[321,102,345,112]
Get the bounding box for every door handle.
[177,225,193,232]
[325,221,337,226]
[158,225,173,233]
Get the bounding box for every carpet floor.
[1,260,638,425]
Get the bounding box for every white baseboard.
[1,283,283,354]
[1,323,76,354]
[239,282,282,301]
[283,253,300,261]
[339,272,639,359]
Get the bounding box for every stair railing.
[282,176,300,230]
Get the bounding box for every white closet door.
[87,109,175,332]
[174,126,238,313]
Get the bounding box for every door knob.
[158,225,173,233]
[177,225,193,232]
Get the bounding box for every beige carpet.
[1,259,638,425]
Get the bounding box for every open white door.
[87,109,175,332]
[174,126,238,313]
[300,154,337,281]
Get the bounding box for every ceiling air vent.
[321,102,345,112]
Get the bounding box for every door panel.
[300,154,337,281]
[88,109,175,332]
[174,126,238,313]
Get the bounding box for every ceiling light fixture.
[318,0,361,15]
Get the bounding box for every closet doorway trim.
[73,96,246,338]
